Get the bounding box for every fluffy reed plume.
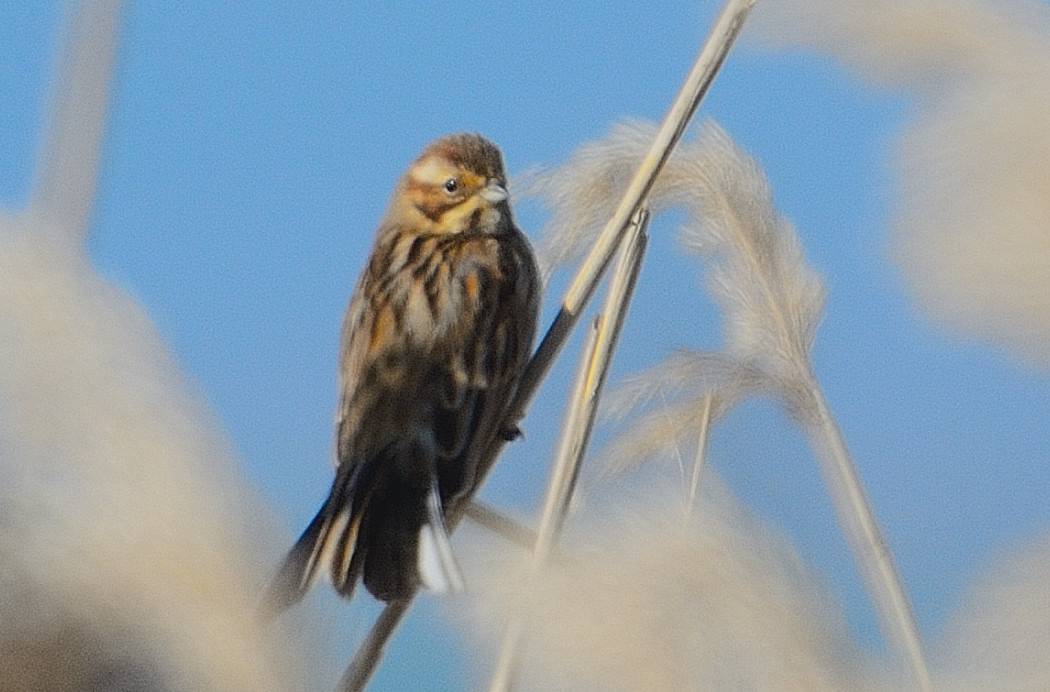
[750,0,1050,369]
[462,475,1050,692]
[0,221,316,691]
[597,350,762,478]
[527,120,826,476]
[0,4,316,688]
[935,534,1050,692]
[459,482,873,692]
[509,121,935,689]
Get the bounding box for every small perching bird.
[265,133,540,610]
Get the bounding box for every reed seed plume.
[0,224,314,690]
[600,349,761,421]
[672,124,826,403]
[528,121,826,476]
[520,135,644,282]
[596,351,762,477]
[523,120,931,687]
[529,120,825,401]
[935,534,1050,692]
[1,5,322,687]
[751,0,1050,369]
[463,475,1050,692]
[460,484,872,692]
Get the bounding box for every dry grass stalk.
[488,211,649,691]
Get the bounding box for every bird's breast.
[394,238,500,345]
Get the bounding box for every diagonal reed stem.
[487,210,649,692]
[30,0,121,241]
[463,501,539,552]
[484,318,602,692]
[802,379,933,692]
[686,393,714,517]
[336,2,754,688]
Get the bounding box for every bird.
[263,133,540,611]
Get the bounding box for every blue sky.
[4,2,1050,689]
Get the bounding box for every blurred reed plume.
[525,120,825,476]
[750,0,1050,369]
[935,534,1050,692]
[0,3,315,689]
[460,481,873,692]
[0,223,313,692]
[465,111,1050,690]
[498,120,932,689]
[461,473,1050,691]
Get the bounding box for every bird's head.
[397,133,512,236]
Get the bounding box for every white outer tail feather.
[417,484,465,594]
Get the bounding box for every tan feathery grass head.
[0,223,319,690]
[528,120,825,391]
[457,481,872,691]
[525,120,826,477]
[1,3,324,685]
[750,0,1050,369]
[935,533,1050,692]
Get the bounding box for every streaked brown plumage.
[265,133,540,609]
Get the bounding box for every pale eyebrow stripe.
[411,158,455,185]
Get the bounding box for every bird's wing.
[431,231,541,505]
[333,258,381,469]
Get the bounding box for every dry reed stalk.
[487,210,649,691]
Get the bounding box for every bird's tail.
[416,482,465,595]
[262,467,464,613]
[359,478,465,602]
[261,465,364,618]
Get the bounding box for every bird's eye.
[443,178,459,194]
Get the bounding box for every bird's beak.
[481,180,508,204]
